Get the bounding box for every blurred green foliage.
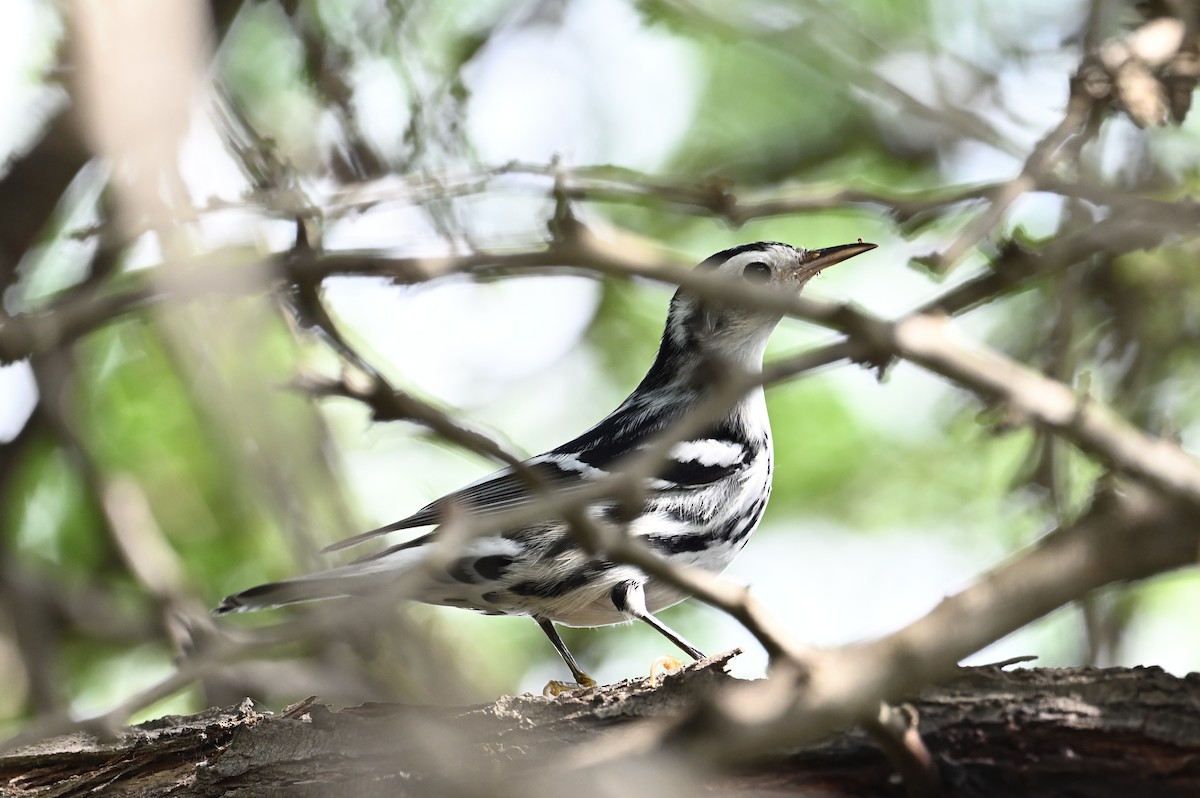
[2,0,1199,736]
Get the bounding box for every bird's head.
[663,240,876,368]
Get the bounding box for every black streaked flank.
[535,530,576,559]
[510,561,618,600]
[599,501,640,526]
[510,524,575,560]
[570,426,751,487]
[648,490,768,555]
[447,558,479,584]
[657,457,742,487]
[719,495,767,545]
[647,529,712,555]
[663,503,701,526]
[473,554,515,581]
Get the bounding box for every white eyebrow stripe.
[667,439,746,468]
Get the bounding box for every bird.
[214,240,876,689]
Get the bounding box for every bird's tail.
[212,557,409,615]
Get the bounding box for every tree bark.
[3,653,1199,797]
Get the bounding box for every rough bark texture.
[4,654,1200,797]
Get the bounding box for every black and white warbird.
[215,240,875,687]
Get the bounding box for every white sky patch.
[322,273,601,407]
[0,0,62,164]
[0,361,38,443]
[669,439,745,467]
[464,0,702,168]
[348,58,412,163]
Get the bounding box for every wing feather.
[323,407,757,557]
[322,457,590,555]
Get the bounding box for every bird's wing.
[550,405,756,488]
[320,457,584,555]
[324,406,755,558]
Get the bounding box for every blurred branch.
[2,597,406,752]
[653,480,1200,764]
[292,369,528,465]
[1097,14,1198,126]
[6,205,1200,507]
[276,3,388,181]
[764,304,1200,504]
[57,154,1184,240]
[0,112,90,294]
[5,172,1195,365]
[5,2,1200,789]
[917,61,1107,273]
[53,161,988,244]
[479,163,999,228]
[658,0,1024,159]
[11,211,1198,788]
[282,222,527,464]
[6,116,1196,365]
[862,703,940,798]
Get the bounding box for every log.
[3,653,1199,797]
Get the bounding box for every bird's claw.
[542,675,597,697]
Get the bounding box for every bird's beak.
[794,241,877,281]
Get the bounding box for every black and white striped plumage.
[215,240,875,686]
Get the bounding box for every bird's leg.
[611,579,705,660]
[536,617,597,695]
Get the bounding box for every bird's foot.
[542,674,597,698]
[648,655,684,686]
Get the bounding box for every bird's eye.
[742,262,771,284]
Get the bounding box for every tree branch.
[657,480,1200,764]
[5,656,1200,797]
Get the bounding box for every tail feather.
[213,577,349,615]
[213,557,413,616]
